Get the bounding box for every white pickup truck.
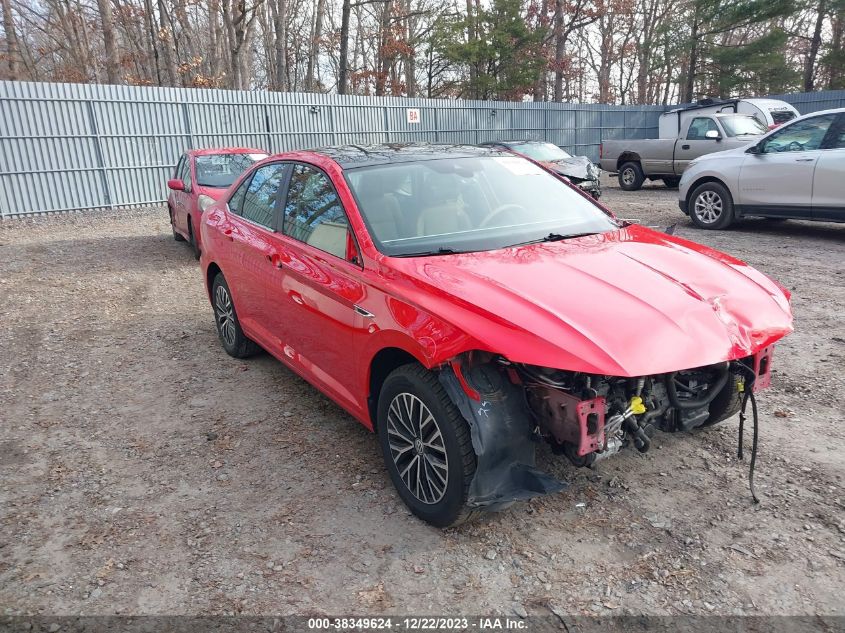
[600,112,770,190]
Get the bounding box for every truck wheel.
[663,177,681,189]
[618,162,644,191]
[689,182,734,230]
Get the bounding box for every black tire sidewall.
[211,273,250,357]
[377,366,473,527]
[618,162,644,191]
[689,182,734,230]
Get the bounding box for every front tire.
[377,364,478,527]
[188,216,201,259]
[618,161,644,191]
[211,273,259,358]
[689,182,735,230]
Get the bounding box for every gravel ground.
[1,177,844,620]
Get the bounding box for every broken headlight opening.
[442,350,772,508]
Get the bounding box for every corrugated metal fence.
[2,80,843,217]
[773,89,845,113]
[0,81,667,217]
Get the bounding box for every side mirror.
[705,130,721,140]
[167,178,185,191]
[746,143,762,155]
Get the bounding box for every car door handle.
[223,228,234,241]
[795,158,815,162]
[682,144,690,150]
[354,305,375,318]
[267,253,284,269]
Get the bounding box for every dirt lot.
[1,178,844,620]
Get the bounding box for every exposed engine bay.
[441,347,773,508]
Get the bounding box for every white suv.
[678,108,845,229]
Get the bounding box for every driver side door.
[737,113,838,217]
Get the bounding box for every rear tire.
[663,177,681,189]
[689,182,735,230]
[377,364,478,527]
[211,273,260,359]
[618,162,644,191]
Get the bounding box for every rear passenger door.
[268,162,368,415]
[812,113,845,221]
[223,162,290,349]
[173,155,192,233]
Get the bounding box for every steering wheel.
[787,141,804,152]
[479,204,526,229]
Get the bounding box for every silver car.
[678,107,845,229]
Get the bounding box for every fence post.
[384,105,391,143]
[181,102,194,149]
[264,103,273,153]
[85,99,113,210]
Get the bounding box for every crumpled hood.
[389,225,792,376]
[539,156,597,180]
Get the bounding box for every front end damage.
[440,347,774,510]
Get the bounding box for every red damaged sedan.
[199,144,792,527]
[167,148,268,257]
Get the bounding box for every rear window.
[195,153,269,188]
[771,111,796,125]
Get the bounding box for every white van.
[659,98,799,138]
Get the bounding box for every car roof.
[794,106,845,118]
[480,140,548,147]
[187,147,268,157]
[302,143,511,169]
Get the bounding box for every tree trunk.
[1,0,19,80]
[803,0,826,91]
[305,0,324,90]
[144,0,163,84]
[271,0,287,89]
[375,0,392,95]
[682,18,699,103]
[465,0,476,98]
[96,0,121,83]
[553,0,565,101]
[157,0,178,85]
[338,0,351,94]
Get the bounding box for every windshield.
[720,115,767,137]
[345,156,619,257]
[195,153,268,188]
[509,142,572,161]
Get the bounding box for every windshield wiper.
[394,247,464,257]
[508,231,599,248]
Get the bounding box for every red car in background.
[167,148,268,257]
[199,144,792,527]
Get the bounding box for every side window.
[283,164,350,260]
[828,115,845,149]
[173,156,185,179]
[761,114,837,153]
[227,174,252,216]
[240,164,287,229]
[179,157,192,191]
[687,117,719,140]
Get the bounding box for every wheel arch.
[685,175,733,209]
[205,261,223,302]
[366,346,429,430]
[617,152,642,171]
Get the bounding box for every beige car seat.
[417,172,471,237]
